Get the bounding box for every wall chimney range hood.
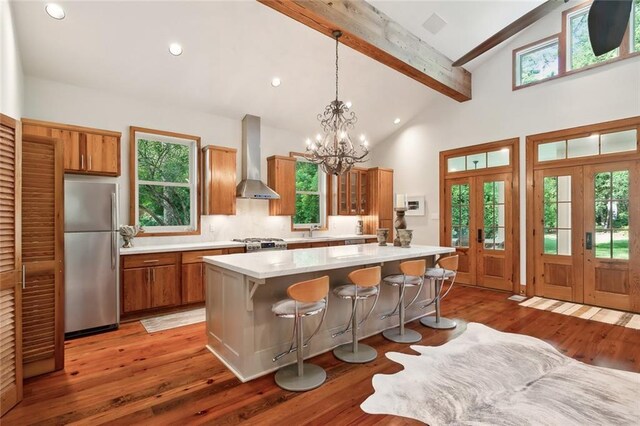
[236,115,280,199]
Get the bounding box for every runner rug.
[519,296,640,329]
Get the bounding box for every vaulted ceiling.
[11,1,544,145]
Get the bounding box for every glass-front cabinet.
[337,168,368,216]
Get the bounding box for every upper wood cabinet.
[22,118,121,177]
[0,114,23,416]
[336,167,368,216]
[203,145,237,215]
[267,155,296,216]
[364,168,394,243]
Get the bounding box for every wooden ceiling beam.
[258,0,472,102]
[452,0,568,67]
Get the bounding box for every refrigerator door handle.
[111,192,117,270]
[22,265,26,290]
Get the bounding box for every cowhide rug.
[361,323,640,425]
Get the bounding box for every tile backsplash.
[131,198,362,247]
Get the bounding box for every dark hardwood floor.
[4,286,639,425]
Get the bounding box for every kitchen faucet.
[309,224,321,238]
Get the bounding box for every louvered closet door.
[21,135,64,378]
[0,114,22,416]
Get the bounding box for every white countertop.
[203,244,455,279]
[119,234,377,255]
[120,241,245,255]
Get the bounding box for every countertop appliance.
[232,238,287,252]
[64,181,119,337]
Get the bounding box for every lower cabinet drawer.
[182,249,225,264]
[123,252,177,269]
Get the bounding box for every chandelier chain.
[335,33,339,102]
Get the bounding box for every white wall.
[24,76,360,245]
[1,0,24,118]
[370,6,640,285]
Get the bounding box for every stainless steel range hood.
[236,115,280,199]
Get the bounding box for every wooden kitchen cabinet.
[149,265,180,308]
[336,167,368,215]
[203,145,237,215]
[122,268,151,313]
[364,168,394,243]
[121,247,244,318]
[22,118,121,177]
[181,249,225,304]
[122,265,179,313]
[267,155,296,216]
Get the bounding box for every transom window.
[131,127,200,234]
[537,129,638,163]
[447,148,510,173]
[293,157,326,228]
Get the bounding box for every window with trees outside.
[293,157,325,228]
[567,5,618,71]
[131,128,200,234]
[515,38,559,87]
[513,0,640,89]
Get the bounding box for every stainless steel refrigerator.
[64,181,119,337]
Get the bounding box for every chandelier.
[305,30,369,176]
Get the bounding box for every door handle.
[147,268,151,284]
[88,155,92,170]
[111,192,117,270]
[152,268,156,284]
[80,154,84,169]
[22,265,26,290]
[477,229,484,243]
[585,232,593,250]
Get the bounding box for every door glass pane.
[538,141,566,162]
[600,130,637,154]
[557,175,571,202]
[466,153,487,170]
[448,156,466,172]
[451,184,470,248]
[483,180,505,251]
[567,135,599,158]
[543,175,571,255]
[487,149,510,167]
[594,170,630,259]
[544,229,558,254]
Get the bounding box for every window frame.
[290,154,327,230]
[513,0,639,90]
[129,126,201,236]
[513,34,560,89]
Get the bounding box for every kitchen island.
[203,243,454,382]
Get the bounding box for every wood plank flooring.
[3,286,639,425]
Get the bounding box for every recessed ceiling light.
[345,101,352,108]
[271,77,281,87]
[393,118,401,125]
[169,43,183,56]
[45,3,65,20]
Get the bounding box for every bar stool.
[420,255,459,330]
[381,259,426,343]
[332,266,381,363]
[271,275,330,392]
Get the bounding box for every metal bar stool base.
[274,363,326,392]
[333,343,377,364]
[382,327,421,343]
[420,316,457,330]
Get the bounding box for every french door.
[445,173,514,291]
[533,161,640,312]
